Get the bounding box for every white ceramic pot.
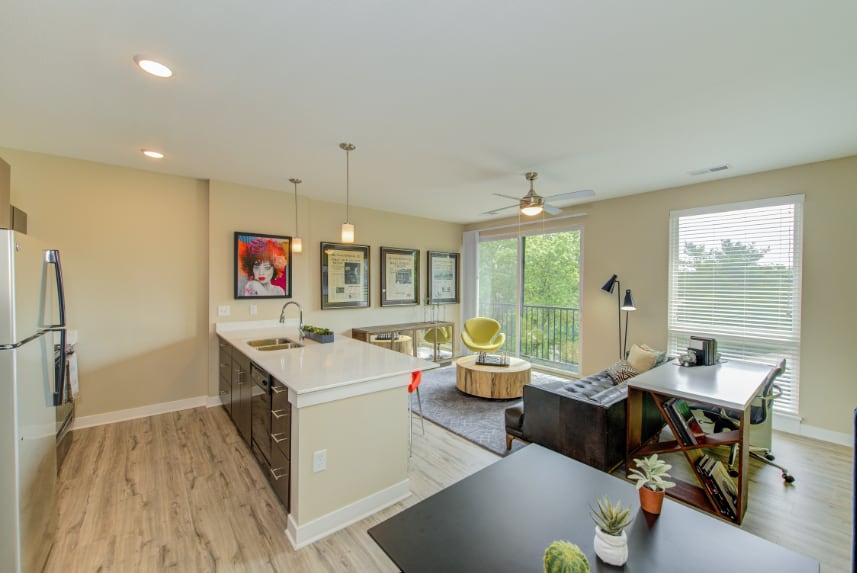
[593,526,628,566]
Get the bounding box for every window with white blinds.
[668,195,804,415]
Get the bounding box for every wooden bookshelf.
[625,360,774,524]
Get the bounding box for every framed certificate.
[427,250,460,304]
[321,242,370,309]
[380,247,419,306]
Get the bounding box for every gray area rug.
[416,364,570,456]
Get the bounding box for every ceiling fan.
[482,172,595,216]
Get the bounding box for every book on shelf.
[671,399,707,441]
[663,398,696,445]
[696,454,737,519]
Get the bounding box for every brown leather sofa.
[504,368,665,472]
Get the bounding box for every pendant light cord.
[289,178,301,235]
[346,148,350,223]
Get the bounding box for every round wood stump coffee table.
[455,355,532,399]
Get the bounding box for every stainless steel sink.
[247,338,303,351]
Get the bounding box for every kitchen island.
[216,320,437,549]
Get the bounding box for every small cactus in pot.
[544,540,590,573]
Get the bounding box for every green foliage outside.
[675,239,796,333]
[478,231,581,369]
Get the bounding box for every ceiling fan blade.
[481,204,519,215]
[492,193,524,201]
[543,203,562,215]
[543,189,596,202]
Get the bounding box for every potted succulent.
[628,453,676,515]
[544,540,590,573]
[590,495,633,566]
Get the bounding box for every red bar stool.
[409,370,424,455]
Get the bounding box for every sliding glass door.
[477,228,581,373]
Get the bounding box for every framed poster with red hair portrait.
[234,232,292,299]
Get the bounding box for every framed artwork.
[380,247,419,306]
[321,242,370,309]
[427,250,460,304]
[234,232,292,299]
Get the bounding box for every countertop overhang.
[216,320,438,407]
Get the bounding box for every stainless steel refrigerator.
[0,229,66,573]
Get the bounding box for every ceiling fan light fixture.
[521,203,543,216]
[520,172,544,216]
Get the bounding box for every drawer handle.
[272,409,289,419]
[271,432,288,444]
[269,467,288,481]
[272,385,288,394]
[220,363,229,368]
[219,390,228,395]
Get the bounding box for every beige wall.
[467,156,857,436]
[6,145,854,437]
[0,148,463,418]
[208,179,463,397]
[1,148,210,418]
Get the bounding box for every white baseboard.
[73,395,209,430]
[773,413,851,447]
[286,479,411,550]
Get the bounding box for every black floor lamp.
[601,274,637,359]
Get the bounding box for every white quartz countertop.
[216,321,438,400]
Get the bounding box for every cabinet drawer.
[268,441,290,510]
[271,381,291,449]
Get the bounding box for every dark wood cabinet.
[231,349,252,446]
[267,380,291,510]
[220,338,291,512]
[217,339,232,415]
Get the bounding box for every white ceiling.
[1,1,855,224]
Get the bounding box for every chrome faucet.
[279,301,303,340]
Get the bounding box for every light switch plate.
[218,305,230,317]
[313,449,327,473]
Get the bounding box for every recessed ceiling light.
[133,56,173,78]
[141,149,164,159]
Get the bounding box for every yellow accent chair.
[461,317,505,353]
[423,326,452,345]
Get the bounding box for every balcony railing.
[478,302,580,373]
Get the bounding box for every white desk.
[626,359,777,524]
[629,359,772,411]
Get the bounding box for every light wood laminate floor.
[45,406,851,572]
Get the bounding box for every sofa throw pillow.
[639,343,668,366]
[627,344,658,372]
[607,360,638,384]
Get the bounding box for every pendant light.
[288,178,303,253]
[340,142,356,243]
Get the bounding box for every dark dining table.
[368,444,819,572]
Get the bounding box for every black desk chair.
[693,358,795,483]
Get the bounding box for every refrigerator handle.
[46,249,66,328]
[46,249,68,406]
[55,329,67,406]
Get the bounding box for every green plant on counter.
[544,540,590,573]
[302,325,333,335]
[628,454,676,492]
[590,495,633,536]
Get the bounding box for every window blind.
[668,195,804,415]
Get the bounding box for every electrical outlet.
[313,449,327,473]
[218,305,231,317]
[249,304,258,316]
